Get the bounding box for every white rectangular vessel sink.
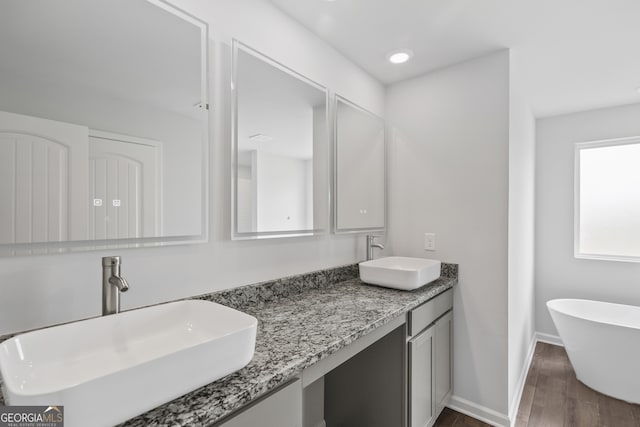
[359,256,442,291]
[0,300,257,427]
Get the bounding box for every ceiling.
[269,0,640,117]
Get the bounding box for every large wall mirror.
[0,0,208,255]
[232,40,329,239]
[334,95,385,233]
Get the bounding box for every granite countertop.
[0,264,457,426]
[121,269,457,426]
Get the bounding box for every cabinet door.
[409,326,435,427]
[435,311,453,413]
[217,380,301,427]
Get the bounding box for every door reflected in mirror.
[0,0,208,252]
[334,96,385,232]
[232,41,329,238]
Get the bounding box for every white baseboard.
[448,395,510,427]
[449,333,564,427]
[507,335,537,426]
[535,332,563,347]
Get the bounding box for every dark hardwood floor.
[435,407,491,426]
[435,341,640,427]
[516,341,640,427]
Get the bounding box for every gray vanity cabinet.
[409,326,436,427]
[408,289,453,427]
[434,311,453,415]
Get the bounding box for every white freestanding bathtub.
[547,299,640,404]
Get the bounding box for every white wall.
[0,0,384,336]
[386,51,510,420]
[506,52,536,420]
[535,102,640,337]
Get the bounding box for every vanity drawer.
[408,289,453,336]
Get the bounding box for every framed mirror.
[0,0,208,255]
[232,40,329,239]
[334,95,385,233]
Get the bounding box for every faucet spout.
[102,256,129,315]
[109,275,129,292]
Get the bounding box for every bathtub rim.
[547,298,640,332]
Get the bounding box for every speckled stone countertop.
[0,263,457,426]
[121,264,457,426]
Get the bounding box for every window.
[575,137,640,261]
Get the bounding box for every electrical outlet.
[424,233,436,251]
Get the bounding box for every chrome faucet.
[102,256,129,315]
[366,235,384,261]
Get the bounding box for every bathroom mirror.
[232,40,329,239]
[0,0,208,254]
[334,96,385,233]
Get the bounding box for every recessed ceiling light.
[249,134,273,142]
[388,50,413,64]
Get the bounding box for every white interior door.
[0,110,88,244]
[89,132,160,239]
